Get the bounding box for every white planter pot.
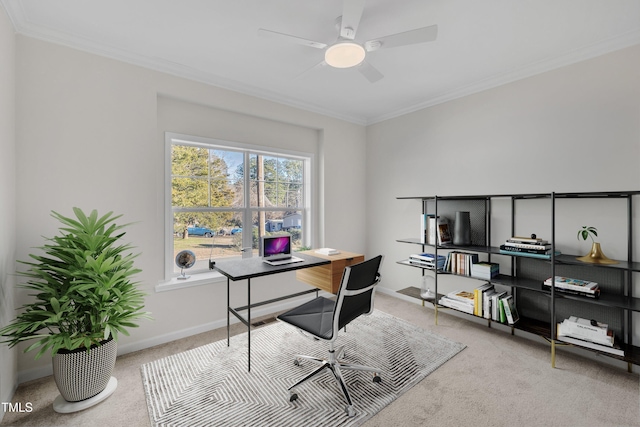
[52,337,117,402]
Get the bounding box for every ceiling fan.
[257,0,438,83]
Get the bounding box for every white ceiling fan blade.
[358,61,384,83]
[340,0,366,40]
[257,28,327,49]
[294,61,327,80]
[365,24,438,52]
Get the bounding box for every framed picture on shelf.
[438,222,452,244]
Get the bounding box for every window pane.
[172,145,209,177]
[172,177,209,207]
[172,212,243,272]
[250,155,304,208]
[283,183,303,208]
[211,149,244,207]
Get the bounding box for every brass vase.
[576,242,618,265]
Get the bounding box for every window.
[165,133,313,279]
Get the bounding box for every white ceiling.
[3,0,640,125]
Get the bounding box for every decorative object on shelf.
[0,208,151,413]
[176,249,197,279]
[576,226,618,265]
[453,211,471,245]
[437,219,452,244]
[419,275,436,301]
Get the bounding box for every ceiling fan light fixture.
[324,42,366,68]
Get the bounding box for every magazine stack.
[438,290,475,314]
[408,253,446,270]
[499,235,557,259]
[543,276,600,298]
[557,316,623,356]
[470,262,499,280]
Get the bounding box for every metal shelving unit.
[396,191,640,370]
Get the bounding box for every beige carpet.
[2,292,639,427]
[141,310,464,426]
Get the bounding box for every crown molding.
[367,29,640,125]
[3,0,638,127]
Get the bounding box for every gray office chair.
[276,255,384,417]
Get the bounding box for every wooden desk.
[296,250,365,294]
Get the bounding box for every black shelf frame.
[396,190,640,369]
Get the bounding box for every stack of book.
[499,236,558,259]
[543,276,600,298]
[438,290,475,314]
[408,253,447,270]
[439,284,519,325]
[470,262,499,280]
[557,316,622,356]
[444,251,479,276]
[481,288,519,324]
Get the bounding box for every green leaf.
[1,207,151,358]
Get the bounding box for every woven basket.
[52,337,117,402]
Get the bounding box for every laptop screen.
[262,235,291,260]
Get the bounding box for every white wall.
[13,35,367,381]
[366,44,640,338]
[0,4,17,419]
[7,21,639,386]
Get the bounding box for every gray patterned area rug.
[141,310,465,426]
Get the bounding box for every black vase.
[453,211,471,245]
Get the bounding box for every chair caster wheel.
[289,392,298,402]
[373,375,382,383]
[293,359,300,366]
[346,405,356,417]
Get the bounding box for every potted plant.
[0,208,151,408]
[576,225,618,265]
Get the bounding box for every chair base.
[288,344,382,417]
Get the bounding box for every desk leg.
[227,278,230,347]
[247,278,251,372]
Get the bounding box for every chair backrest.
[331,255,384,338]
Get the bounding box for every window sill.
[156,270,226,292]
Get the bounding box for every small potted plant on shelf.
[576,225,618,265]
[0,208,152,411]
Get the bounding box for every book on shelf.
[491,291,507,321]
[544,276,598,293]
[556,322,622,356]
[446,290,475,306]
[501,295,519,325]
[408,259,445,269]
[483,289,497,320]
[410,253,447,263]
[499,244,551,255]
[473,283,494,316]
[445,251,479,276]
[498,298,506,323]
[509,236,548,244]
[558,316,613,346]
[542,284,600,299]
[502,241,552,251]
[408,253,446,270]
[438,296,475,314]
[470,262,499,280]
[499,249,560,259]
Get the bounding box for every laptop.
[262,234,303,266]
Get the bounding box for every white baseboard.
[17,290,329,384]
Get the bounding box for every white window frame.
[160,132,314,290]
